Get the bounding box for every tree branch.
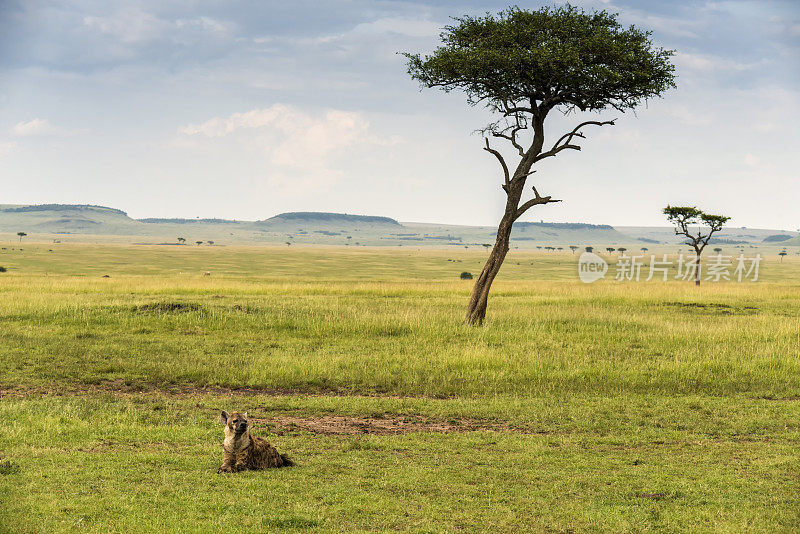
[483,138,510,190]
[534,119,615,163]
[516,186,561,218]
[491,125,525,156]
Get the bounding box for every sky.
[0,0,798,229]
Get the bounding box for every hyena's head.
[219,410,249,436]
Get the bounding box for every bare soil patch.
[257,414,524,435]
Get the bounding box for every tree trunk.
[465,118,545,325]
[465,181,525,325]
[465,215,515,325]
[695,249,701,286]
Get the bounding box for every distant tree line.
[515,222,614,230]
[139,218,238,224]
[2,204,126,215]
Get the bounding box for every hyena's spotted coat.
[217,411,293,473]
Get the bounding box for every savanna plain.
[0,243,798,533]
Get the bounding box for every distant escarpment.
[261,212,401,226]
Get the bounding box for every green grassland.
[1,243,798,532]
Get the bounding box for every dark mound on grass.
[136,302,202,313]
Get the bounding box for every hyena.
[217,410,293,473]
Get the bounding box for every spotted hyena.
[217,410,293,473]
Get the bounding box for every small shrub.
[0,459,20,475]
[460,271,473,280]
[0,266,6,272]
[136,302,202,313]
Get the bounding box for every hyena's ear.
[219,410,229,424]
[243,412,248,419]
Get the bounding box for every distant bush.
[0,266,6,272]
[460,271,473,280]
[762,234,793,243]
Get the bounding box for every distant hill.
[261,212,401,226]
[1,204,127,216]
[778,235,800,247]
[0,204,140,234]
[2,203,794,249]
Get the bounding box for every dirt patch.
[665,302,732,309]
[662,302,758,315]
[635,492,669,501]
[256,414,522,435]
[0,459,21,475]
[135,302,202,313]
[231,304,261,314]
[754,395,800,402]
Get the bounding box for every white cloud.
[84,10,233,44]
[620,11,705,39]
[349,17,441,38]
[0,141,18,157]
[178,104,374,194]
[674,52,758,73]
[12,118,58,136]
[665,105,713,126]
[11,118,86,137]
[744,153,760,166]
[83,10,169,44]
[175,17,233,35]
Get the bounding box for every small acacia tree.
[404,5,675,324]
[17,232,26,243]
[663,206,730,286]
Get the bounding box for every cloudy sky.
[0,0,798,228]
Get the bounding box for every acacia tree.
[663,206,730,286]
[17,232,26,243]
[404,5,675,325]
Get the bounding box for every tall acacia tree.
[663,206,730,286]
[404,5,675,325]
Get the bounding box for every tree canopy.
[663,205,730,252]
[404,4,676,126]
